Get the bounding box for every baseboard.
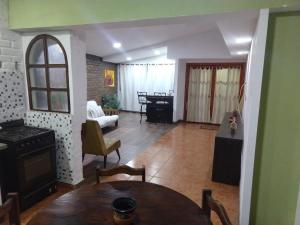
[57,181,78,190]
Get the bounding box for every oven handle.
[17,144,55,158]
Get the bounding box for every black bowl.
[112,197,137,214]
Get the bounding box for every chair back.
[96,165,146,183]
[81,120,107,156]
[0,193,20,225]
[202,189,232,225]
[154,92,166,96]
[137,92,147,104]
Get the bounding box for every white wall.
[0,0,25,204]
[21,31,86,185]
[127,55,174,64]
[239,9,269,225]
[70,34,86,184]
[173,59,186,121]
[167,29,234,59]
[22,31,73,111]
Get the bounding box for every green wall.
[251,11,300,225]
[9,0,300,29]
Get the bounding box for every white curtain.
[211,67,241,124]
[186,67,212,123]
[119,63,175,111]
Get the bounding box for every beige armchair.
[81,120,121,168]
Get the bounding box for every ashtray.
[112,197,137,225]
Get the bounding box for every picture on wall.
[104,69,115,87]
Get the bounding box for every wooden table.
[27,181,212,225]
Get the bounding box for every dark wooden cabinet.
[212,112,243,186]
[0,145,7,202]
[146,96,173,123]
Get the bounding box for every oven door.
[18,144,56,193]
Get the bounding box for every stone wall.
[0,0,26,123]
[86,54,117,105]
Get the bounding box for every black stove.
[0,119,57,210]
[0,125,50,142]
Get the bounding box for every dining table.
[27,181,212,225]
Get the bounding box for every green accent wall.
[8,0,300,29]
[251,11,300,225]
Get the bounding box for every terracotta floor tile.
[21,121,238,225]
[149,177,174,189]
[142,123,238,225]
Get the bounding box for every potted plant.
[101,94,120,115]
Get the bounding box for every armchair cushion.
[92,115,118,128]
[87,100,105,118]
[87,100,119,128]
[104,138,121,153]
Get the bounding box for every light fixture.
[235,37,252,44]
[236,51,249,55]
[113,42,122,48]
[154,50,161,55]
[282,4,288,7]
[126,56,132,61]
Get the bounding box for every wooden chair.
[81,120,121,168]
[202,189,232,225]
[96,165,146,183]
[137,92,147,123]
[0,193,20,225]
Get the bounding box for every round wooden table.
[27,181,212,225]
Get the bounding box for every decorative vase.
[112,197,137,225]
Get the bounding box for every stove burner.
[0,126,49,142]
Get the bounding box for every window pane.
[29,68,46,88]
[32,90,48,110]
[29,39,45,64]
[49,68,67,88]
[50,91,68,112]
[47,38,65,64]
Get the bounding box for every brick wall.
[86,54,117,105]
[0,0,26,123]
[0,0,25,204]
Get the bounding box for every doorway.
[184,63,245,124]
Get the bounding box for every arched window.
[26,34,70,113]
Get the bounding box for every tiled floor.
[84,112,176,167]
[82,112,175,184]
[103,123,239,225]
[21,120,239,225]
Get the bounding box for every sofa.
[87,100,119,128]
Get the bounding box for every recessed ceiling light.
[282,4,288,7]
[236,51,249,55]
[113,42,122,48]
[126,57,132,61]
[235,37,252,44]
[154,50,161,55]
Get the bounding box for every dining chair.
[0,193,21,225]
[96,165,146,183]
[81,120,121,168]
[137,92,147,123]
[202,189,232,225]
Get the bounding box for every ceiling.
[71,10,259,63]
